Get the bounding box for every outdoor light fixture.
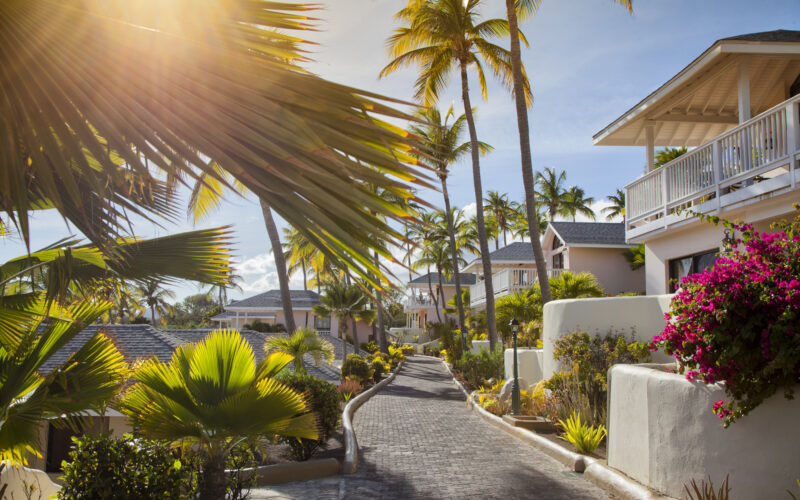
[509,318,521,416]
[722,229,737,252]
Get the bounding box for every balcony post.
[661,167,669,228]
[712,140,722,211]
[788,100,799,189]
[645,124,655,171]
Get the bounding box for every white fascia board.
[566,243,637,249]
[225,306,313,312]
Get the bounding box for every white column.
[738,57,751,123]
[788,100,799,188]
[645,124,655,171]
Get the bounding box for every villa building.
[464,222,644,309]
[398,272,477,339]
[594,30,800,294]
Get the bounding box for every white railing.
[626,95,800,230]
[404,294,436,310]
[471,267,562,305]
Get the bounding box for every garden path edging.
[437,358,675,500]
[341,359,404,474]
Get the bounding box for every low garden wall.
[607,363,800,499]
[503,348,543,385]
[1,465,61,499]
[542,295,674,380]
[470,340,490,354]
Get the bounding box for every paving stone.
[253,357,610,499]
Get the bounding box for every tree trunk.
[199,453,227,500]
[426,265,442,323]
[440,177,466,331]
[373,250,388,354]
[260,199,297,333]
[504,0,553,305]
[460,61,498,349]
[150,303,156,326]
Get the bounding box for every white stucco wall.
[1,466,61,499]
[542,295,674,380]
[608,364,800,499]
[470,340,491,354]
[504,348,544,384]
[567,247,645,295]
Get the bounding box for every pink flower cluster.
[652,216,800,426]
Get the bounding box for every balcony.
[470,267,564,307]
[404,294,436,312]
[625,95,800,242]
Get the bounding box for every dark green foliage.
[243,319,287,333]
[430,319,462,361]
[165,293,219,328]
[341,354,373,383]
[277,372,341,461]
[550,330,651,426]
[370,358,387,382]
[423,344,442,357]
[360,341,379,354]
[130,316,150,324]
[453,348,503,390]
[684,475,731,500]
[58,433,188,499]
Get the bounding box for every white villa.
[465,221,644,308]
[399,272,477,338]
[594,29,800,294]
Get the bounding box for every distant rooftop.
[408,272,476,286]
[227,289,320,310]
[721,29,800,43]
[550,222,628,246]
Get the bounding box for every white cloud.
[233,252,304,296]
[552,200,621,223]
[462,202,477,219]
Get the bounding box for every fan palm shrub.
[549,271,604,299]
[117,330,317,500]
[265,327,334,374]
[313,282,376,354]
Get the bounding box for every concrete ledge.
[440,358,674,500]
[341,360,404,474]
[241,458,340,485]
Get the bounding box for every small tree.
[265,327,334,374]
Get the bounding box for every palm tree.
[261,200,296,333]
[512,202,547,239]
[535,167,569,221]
[501,0,631,307]
[283,227,316,292]
[265,327,334,374]
[655,147,688,169]
[484,191,517,248]
[624,244,646,271]
[414,238,457,323]
[603,189,626,221]
[3,1,428,288]
[560,186,596,222]
[549,271,605,299]
[118,330,316,500]
[313,282,376,356]
[381,0,530,351]
[136,280,176,326]
[409,106,490,332]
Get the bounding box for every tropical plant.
[557,412,606,454]
[117,330,317,500]
[341,354,373,384]
[495,288,542,342]
[603,189,626,221]
[452,348,504,390]
[409,106,491,334]
[336,379,363,402]
[59,434,189,499]
[360,341,379,354]
[265,327,334,374]
[511,202,547,239]
[276,372,341,461]
[261,200,297,334]
[623,243,645,270]
[535,167,569,222]
[135,280,176,326]
[382,0,531,350]
[652,209,800,426]
[560,186,596,222]
[548,271,605,299]
[655,147,689,168]
[684,475,731,500]
[312,282,376,354]
[283,227,315,292]
[370,358,388,382]
[2,1,429,286]
[414,239,456,322]
[484,191,518,248]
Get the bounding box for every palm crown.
[266,327,335,374]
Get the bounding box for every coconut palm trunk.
[459,61,498,349]
[302,258,309,326]
[426,265,442,324]
[373,250,389,354]
[503,0,553,305]
[260,199,297,333]
[441,178,466,331]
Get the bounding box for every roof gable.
[408,272,477,286]
[549,222,628,246]
[227,289,320,309]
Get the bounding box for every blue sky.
[4,0,799,301]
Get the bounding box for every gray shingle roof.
[550,222,627,246]
[227,290,320,309]
[722,30,800,43]
[408,272,476,286]
[487,242,535,261]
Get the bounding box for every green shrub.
[399,345,414,356]
[359,341,379,354]
[370,358,387,382]
[59,433,188,499]
[387,345,405,367]
[557,412,606,454]
[453,348,503,390]
[341,354,373,383]
[243,319,286,333]
[423,344,441,357]
[336,379,362,402]
[430,319,462,361]
[277,372,341,461]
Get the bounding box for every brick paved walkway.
[252,356,610,499]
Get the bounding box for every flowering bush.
[653,207,800,426]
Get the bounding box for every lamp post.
[509,318,520,416]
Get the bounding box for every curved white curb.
[341,360,404,474]
[440,358,674,500]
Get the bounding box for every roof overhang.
[593,39,800,147]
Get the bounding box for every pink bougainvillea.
[652,207,800,426]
